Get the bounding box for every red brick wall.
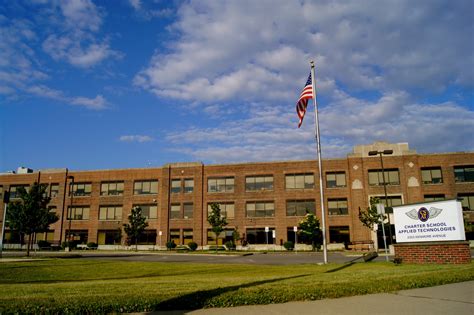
[394,241,471,264]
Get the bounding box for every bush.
[87,242,98,249]
[166,240,177,250]
[188,242,198,251]
[283,241,294,251]
[37,240,51,248]
[61,241,77,250]
[225,241,236,250]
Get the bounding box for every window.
[0,185,3,198]
[208,177,235,193]
[368,169,400,186]
[66,230,88,244]
[170,229,180,244]
[207,229,234,245]
[246,201,274,217]
[184,179,194,193]
[183,203,193,219]
[9,185,29,199]
[67,206,90,220]
[421,167,443,184]
[285,173,314,189]
[99,206,122,220]
[137,230,157,245]
[36,231,55,242]
[286,200,315,216]
[454,166,474,183]
[50,184,59,198]
[183,229,193,245]
[329,226,350,243]
[370,196,402,213]
[170,204,181,219]
[98,230,122,245]
[326,172,346,188]
[171,179,181,193]
[246,228,275,244]
[134,204,157,219]
[246,175,274,191]
[207,203,235,219]
[70,182,92,196]
[424,194,445,202]
[133,180,158,195]
[459,194,474,211]
[101,181,124,196]
[328,198,348,215]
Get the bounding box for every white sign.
[272,230,276,238]
[393,199,465,243]
[265,226,269,232]
[293,226,298,232]
[159,231,162,236]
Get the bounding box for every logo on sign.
[405,206,443,222]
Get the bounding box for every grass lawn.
[1,259,473,313]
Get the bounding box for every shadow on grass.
[155,274,311,311]
[325,256,365,273]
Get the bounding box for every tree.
[358,197,387,230]
[298,213,322,251]
[123,206,148,251]
[207,203,228,251]
[6,183,58,256]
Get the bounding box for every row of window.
[2,166,472,199]
[67,204,158,220]
[64,192,474,222]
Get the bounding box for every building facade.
[1,142,473,248]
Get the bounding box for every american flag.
[296,73,313,128]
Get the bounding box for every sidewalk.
[156,281,473,315]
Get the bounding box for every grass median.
[1,259,473,313]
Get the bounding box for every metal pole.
[379,153,394,244]
[0,202,8,258]
[59,168,68,244]
[379,208,389,262]
[310,61,328,264]
[67,176,74,243]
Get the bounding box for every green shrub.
[283,241,294,251]
[166,240,176,250]
[37,240,51,248]
[61,241,77,250]
[188,242,198,251]
[224,241,236,250]
[87,242,98,249]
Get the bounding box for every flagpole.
[310,60,328,264]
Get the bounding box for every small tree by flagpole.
[310,60,328,264]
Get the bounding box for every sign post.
[293,226,298,253]
[265,226,269,246]
[376,203,389,261]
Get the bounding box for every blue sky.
[1,0,473,171]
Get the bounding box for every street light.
[67,175,74,243]
[368,149,394,247]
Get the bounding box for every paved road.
[80,251,389,264]
[151,281,474,315]
[3,248,474,265]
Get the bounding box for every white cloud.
[135,0,473,103]
[25,84,108,110]
[70,94,106,109]
[129,0,141,11]
[59,0,102,32]
[165,94,474,163]
[119,135,154,143]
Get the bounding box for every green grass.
[0,259,473,313]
